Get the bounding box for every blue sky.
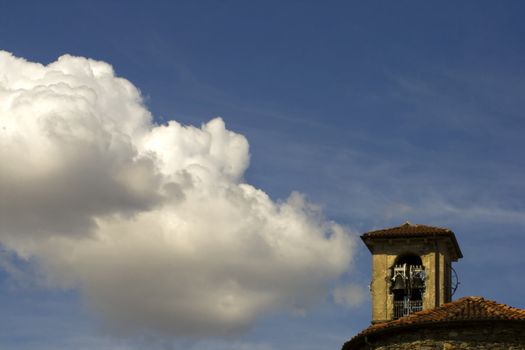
[1,1,525,349]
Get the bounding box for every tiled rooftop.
[343,296,525,349]
[361,222,463,259]
[362,222,452,238]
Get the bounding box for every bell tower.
[361,222,462,324]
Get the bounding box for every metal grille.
[393,300,423,318]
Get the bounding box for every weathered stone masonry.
[353,322,525,350]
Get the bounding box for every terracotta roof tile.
[343,296,525,349]
[361,222,463,259]
[362,222,452,238]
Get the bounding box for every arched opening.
[395,253,422,266]
[391,253,425,319]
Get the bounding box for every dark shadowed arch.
[394,253,422,267]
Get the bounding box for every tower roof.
[361,222,463,259]
[342,296,525,349]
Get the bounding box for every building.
[341,222,525,350]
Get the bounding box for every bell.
[392,275,406,290]
[412,276,424,289]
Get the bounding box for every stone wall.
[350,322,525,350]
[369,237,455,323]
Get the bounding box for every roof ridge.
[366,222,452,233]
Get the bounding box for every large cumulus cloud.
[0,51,353,336]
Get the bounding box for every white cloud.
[0,51,355,336]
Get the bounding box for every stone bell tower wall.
[368,237,455,324]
